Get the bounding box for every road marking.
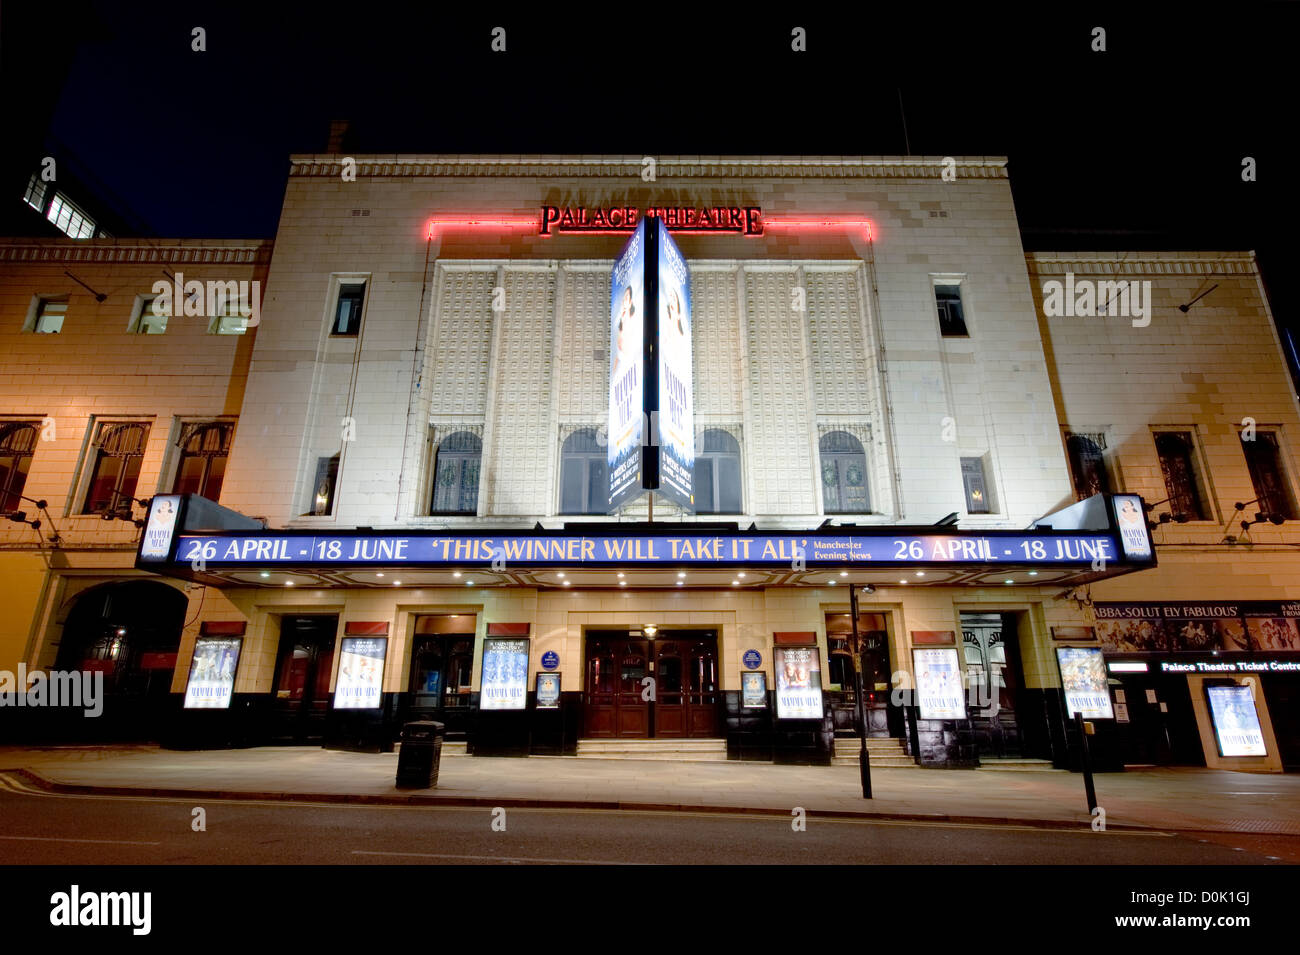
[0,835,162,846]
[352,849,645,865]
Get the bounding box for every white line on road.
[0,834,162,846]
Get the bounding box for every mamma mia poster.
[913,647,966,720]
[183,636,242,709]
[1206,684,1266,757]
[774,646,823,719]
[608,220,646,511]
[335,637,387,710]
[653,218,695,510]
[1055,646,1114,719]
[481,637,529,710]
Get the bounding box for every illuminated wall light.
[465,580,474,586]
[677,572,686,578]
[915,571,925,577]
[453,571,463,578]
[563,580,571,587]
[738,572,746,578]
[259,571,270,578]
[1004,579,1014,585]
[763,216,874,241]
[285,581,294,587]
[1028,571,1038,576]
[425,215,536,240]
[393,580,401,586]
[620,581,627,587]
[676,581,683,586]
[840,571,848,577]
[617,572,625,578]
[557,572,565,579]
[899,579,908,585]
[828,579,836,585]
[376,572,384,578]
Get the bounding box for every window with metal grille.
[560,428,610,515]
[431,431,482,515]
[935,284,968,337]
[961,456,991,514]
[83,422,150,514]
[332,283,365,335]
[819,430,870,513]
[1240,430,1298,521]
[0,422,40,512]
[173,423,234,501]
[694,429,742,514]
[45,192,96,239]
[1154,431,1209,521]
[1065,432,1110,500]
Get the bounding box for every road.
[0,777,1292,864]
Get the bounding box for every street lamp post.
[849,584,872,798]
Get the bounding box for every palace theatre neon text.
[540,205,763,236]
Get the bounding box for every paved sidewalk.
[2,745,1298,834]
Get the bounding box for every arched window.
[431,431,482,515]
[0,422,39,512]
[819,430,870,514]
[173,422,234,501]
[83,422,150,514]
[560,429,609,515]
[694,429,742,514]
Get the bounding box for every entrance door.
[961,612,1024,758]
[583,630,719,738]
[270,615,338,741]
[653,634,720,738]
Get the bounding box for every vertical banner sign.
[183,636,242,709]
[139,494,182,560]
[1206,684,1267,756]
[1055,646,1115,719]
[481,637,529,710]
[1112,494,1152,560]
[335,637,387,709]
[773,646,824,719]
[652,218,695,510]
[912,647,966,720]
[608,219,647,511]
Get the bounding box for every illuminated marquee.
[541,205,762,236]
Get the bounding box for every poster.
[607,220,647,511]
[1206,684,1267,757]
[652,218,694,510]
[1245,615,1300,651]
[912,647,966,720]
[535,671,561,709]
[183,636,241,709]
[335,637,387,709]
[481,637,529,710]
[741,671,767,708]
[139,494,181,560]
[1113,494,1152,560]
[1055,646,1114,719]
[773,646,823,719]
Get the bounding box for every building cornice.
[0,238,273,266]
[1026,251,1257,276]
[286,154,1009,180]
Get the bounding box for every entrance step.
[975,757,1060,771]
[442,741,468,756]
[832,736,917,768]
[575,738,729,761]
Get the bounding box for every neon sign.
[540,205,762,236]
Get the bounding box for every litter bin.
[396,721,445,788]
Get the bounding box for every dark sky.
[7,3,1298,363]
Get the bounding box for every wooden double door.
[584,630,719,738]
[270,615,338,742]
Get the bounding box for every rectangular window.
[33,297,68,334]
[308,454,340,516]
[332,283,365,335]
[1153,430,1210,521]
[45,192,96,239]
[935,284,968,337]
[1241,430,1298,521]
[0,422,40,512]
[83,422,150,514]
[208,296,248,335]
[173,423,234,501]
[1064,432,1110,500]
[961,456,990,514]
[23,173,48,213]
[133,295,167,334]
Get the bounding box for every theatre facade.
[4,155,1298,771]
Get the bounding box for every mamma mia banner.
[1095,601,1300,653]
[165,530,1127,569]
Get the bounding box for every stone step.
[832,755,918,768]
[575,738,730,761]
[975,758,1060,771]
[834,737,907,756]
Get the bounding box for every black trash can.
[396,721,445,789]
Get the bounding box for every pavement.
[2,744,1299,834]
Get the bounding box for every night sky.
[6,3,1298,360]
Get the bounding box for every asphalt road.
[0,779,1293,865]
